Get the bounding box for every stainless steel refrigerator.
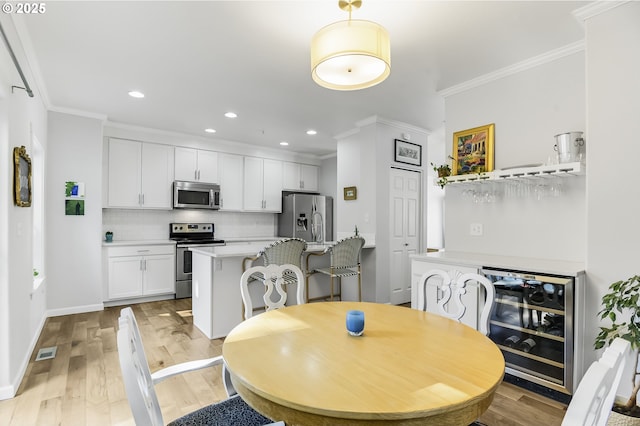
[278,194,333,243]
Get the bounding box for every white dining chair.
[417,269,496,336]
[562,337,630,426]
[116,307,283,426]
[240,263,305,319]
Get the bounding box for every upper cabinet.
[243,157,283,212]
[107,138,174,209]
[218,153,244,211]
[283,162,318,192]
[175,147,219,183]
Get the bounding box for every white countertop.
[410,250,585,277]
[191,240,374,258]
[102,239,175,247]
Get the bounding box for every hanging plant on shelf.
[431,156,454,188]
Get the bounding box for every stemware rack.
[443,162,584,186]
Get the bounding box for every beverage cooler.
[481,269,575,395]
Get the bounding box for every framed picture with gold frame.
[13,146,32,207]
[452,123,495,175]
[343,186,357,200]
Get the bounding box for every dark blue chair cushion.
[168,395,273,426]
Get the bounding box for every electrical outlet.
[470,223,483,236]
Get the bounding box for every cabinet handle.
[300,180,304,189]
[137,250,150,253]
[140,259,144,271]
[141,194,145,205]
[138,194,142,205]
[143,259,147,271]
[220,198,223,208]
[197,169,201,180]
[195,170,198,180]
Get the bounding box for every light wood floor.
[0,299,567,425]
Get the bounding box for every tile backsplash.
[102,209,277,241]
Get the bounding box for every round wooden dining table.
[222,302,505,425]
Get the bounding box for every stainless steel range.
[170,223,225,298]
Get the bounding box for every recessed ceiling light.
[280,141,289,146]
[224,112,237,118]
[306,130,317,135]
[128,91,145,98]
[205,128,216,133]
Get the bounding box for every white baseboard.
[46,303,104,318]
[0,309,48,401]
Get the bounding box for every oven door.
[176,246,192,281]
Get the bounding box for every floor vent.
[35,346,57,361]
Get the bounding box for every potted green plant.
[431,157,454,188]
[595,275,640,417]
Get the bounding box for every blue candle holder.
[346,310,365,336]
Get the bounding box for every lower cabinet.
[105,244,175,300]
[410,259,483,331]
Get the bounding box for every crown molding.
[50,106,107,122]
[355,115,431,135]
[572,1,629,23]
[438,40,585,98]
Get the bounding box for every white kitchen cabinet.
[106,244,175,300]
[175,147,219,183]
[410,259,482,330]
[243,157,283,212]
[107,138,174,209]
[283,162,318,191]
[218,153,244,211]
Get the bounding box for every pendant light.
[311,0,390,91]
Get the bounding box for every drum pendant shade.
[311,19,390,91]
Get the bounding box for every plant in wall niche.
[595,275,640,416]
[33,268,39,277]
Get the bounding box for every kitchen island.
[190,241,374,339]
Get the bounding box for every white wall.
[337,117,428,303]
[0,14,48,399]
[318,155,337,240]
[443,52,586,261]
[46,112,104,315]
[584,2,640,396]
[426,125,445,249]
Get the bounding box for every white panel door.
[142,254,176,295]
[174,147,199,181]
[300,164,318,191]
[197,150,219,183]
[282,162,301,190]
[108,256,143,299]
[141,143,174,209]
[389,168,421,305]
[108,139,142,208]
[243,157,265,211]
[263,159,283,212]
[219,153,244,210]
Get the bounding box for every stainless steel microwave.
[173,181,220,210]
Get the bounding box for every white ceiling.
[17,1,587,157]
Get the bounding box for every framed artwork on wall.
[13,145,32,207]
[452,123,495,175]
[343,186,357,200]
[394,139,422,166]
